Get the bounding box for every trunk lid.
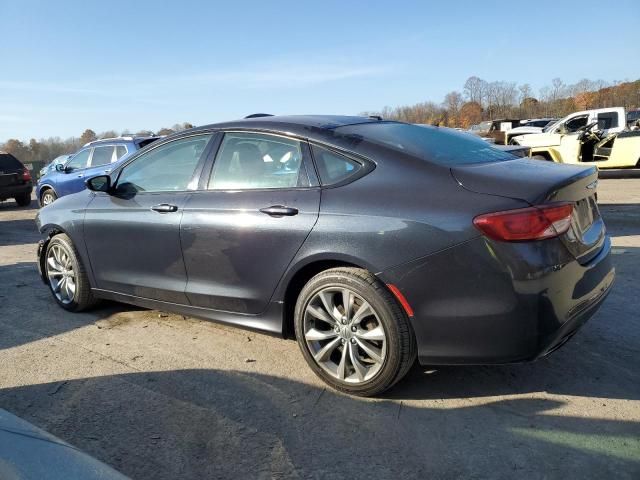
[452,158,604,263]
[0,172,20,187]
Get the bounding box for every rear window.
[597,112,619,130]
[91,146,115,166]
[0,153,24,171]
[115,145,128,159]
[334,123,516,166]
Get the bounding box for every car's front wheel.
[44,234,96,311]
[40,189,57,206]
[294,267,416,396]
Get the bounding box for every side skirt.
[92,288,285,337]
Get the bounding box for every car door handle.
[151,203,178,213]
[259,205,299,217]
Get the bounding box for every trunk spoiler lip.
[450,159,598,205]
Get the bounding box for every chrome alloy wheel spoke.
[304,286,387,384]
[46,244,76,305]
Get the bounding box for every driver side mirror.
[86,175,111,193]
[55,164,65,172]
[558,124,568,134]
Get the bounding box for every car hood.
[0,409,129,479]
[512,132,560,147]
[508,126,543,134]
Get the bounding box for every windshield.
[334,122,517,166]
[543,118,563,132]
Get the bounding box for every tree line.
[0,122,194,165]
[363,77,640,128]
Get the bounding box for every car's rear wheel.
[294,267,416,396]
[45,234,96,312]
[14,192,31,207]
[41,189,57,206]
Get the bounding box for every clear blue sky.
[1,0,638,141]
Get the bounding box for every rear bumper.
[0,183,32,199]
[380,235,614,365]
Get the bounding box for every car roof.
[191,115,385,138]
[83,136,158,148]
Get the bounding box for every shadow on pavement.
[0,369,637,480]
[0,219,40,246]
[0,261,144,352]
[0,198,38,212]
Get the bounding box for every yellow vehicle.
[514,122,640,169]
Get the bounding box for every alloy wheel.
[46,244,76,304]
[42,191,55,206]
[303,286,387,384]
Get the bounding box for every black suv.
[0,151,33,206]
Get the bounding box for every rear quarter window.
[334,123,516,166]
[311,145,363,185]
[0,153,24,171]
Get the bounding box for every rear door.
[180,131,320,314]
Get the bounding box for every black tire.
[294,267,416,397]
[40,189,57,206]
[44,233,97,312]
[14,192,31,207]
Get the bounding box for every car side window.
[311,145,362,186]
[564,115,588,133]
[208,132,305,190]
[597,112,618,130]
[66,149,91,170]
[115,145,128,160]
[115,134,212,194]
[90,146,115,167]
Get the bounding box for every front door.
[83,133,215,303]
[180,131,320,314]
[57,148,91,196]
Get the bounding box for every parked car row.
[467,107,640,168]
[35,115,614,396]
[511,107,640,169]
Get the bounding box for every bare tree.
[443,91,464,125]
[463,76,484,105]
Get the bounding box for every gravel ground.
[0,180,638,480]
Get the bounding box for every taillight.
[473,203,574,241]
[22,169,32,181]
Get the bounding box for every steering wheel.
[577,121,599,141]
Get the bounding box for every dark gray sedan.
[36,115,614,396]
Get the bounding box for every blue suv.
[37,136,159,206]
